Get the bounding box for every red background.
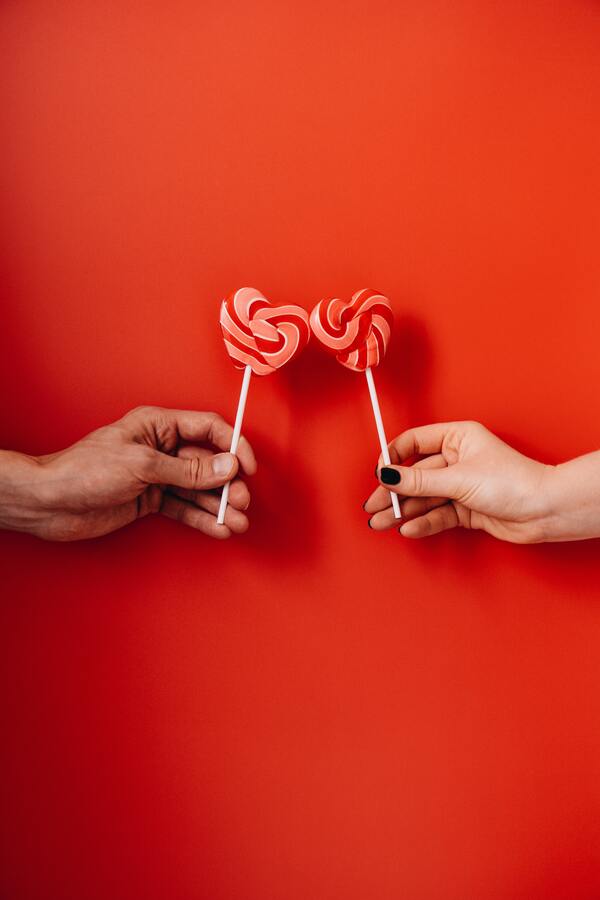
[2,2,600,897]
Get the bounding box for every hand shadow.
[237,433,318,567]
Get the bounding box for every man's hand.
[0,406,257,541]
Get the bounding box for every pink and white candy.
[310,288,400,519]
[217,287,309,525]
[309,288,393,372]
[221,287,310,375]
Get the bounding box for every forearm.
[0,450,44,535]
[544,451,600,541]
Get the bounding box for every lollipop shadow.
[241,433,319,565]
[286,313,436,432]
[283,341,362,418]
[379,312,436,431]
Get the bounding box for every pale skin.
[366,421,600,543]
[0,407,257,541]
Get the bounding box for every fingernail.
[367,519,373,529]
[212,453,235,477]
[380,467,400,485]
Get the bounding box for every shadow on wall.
[238,432,319,568]
[529,537,600,599]
[281,307,436,430]
[380,311,436,432]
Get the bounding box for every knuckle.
[206,411,226,441]
[186,454,206,488]
[521,521,546,544]
[421,517,433,536]
[166,499,185,523]
[174,503,187,524]
[205,411,222,432]
[452,501,472,529]
[228,480,247,507]
[152,412,174,448]
[129,405,156,418]
[143,485,163,515]
[411,466,424,494]
[236,516,250,534]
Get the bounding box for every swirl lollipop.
[310,288,400,519]
[217,287,310,524]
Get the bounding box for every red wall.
[2,2,600,897]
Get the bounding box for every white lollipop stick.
[217,363,252,525]
[365,366,401,520]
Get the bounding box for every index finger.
[383,422,457,466]
[202,412,257,476]
[124,408,257,476]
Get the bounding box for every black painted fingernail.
[367,518,373,529]
[380,467,400,485]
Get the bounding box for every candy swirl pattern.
[220,287,310,375]
[309,288,393,371]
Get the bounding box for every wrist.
[540,453,600,542]
[0,451,47,535]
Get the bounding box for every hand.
[364,421,600,544]
[0,406,257,541]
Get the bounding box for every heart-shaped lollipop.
[310,288,400,519]
[221,287,310,375]
[217,287,309,524]
[310,288,393,371]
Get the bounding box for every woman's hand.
[364,421,600,543]
[0,406,257,541]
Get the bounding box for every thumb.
[148,450,238,490]
[378,462,463,499]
